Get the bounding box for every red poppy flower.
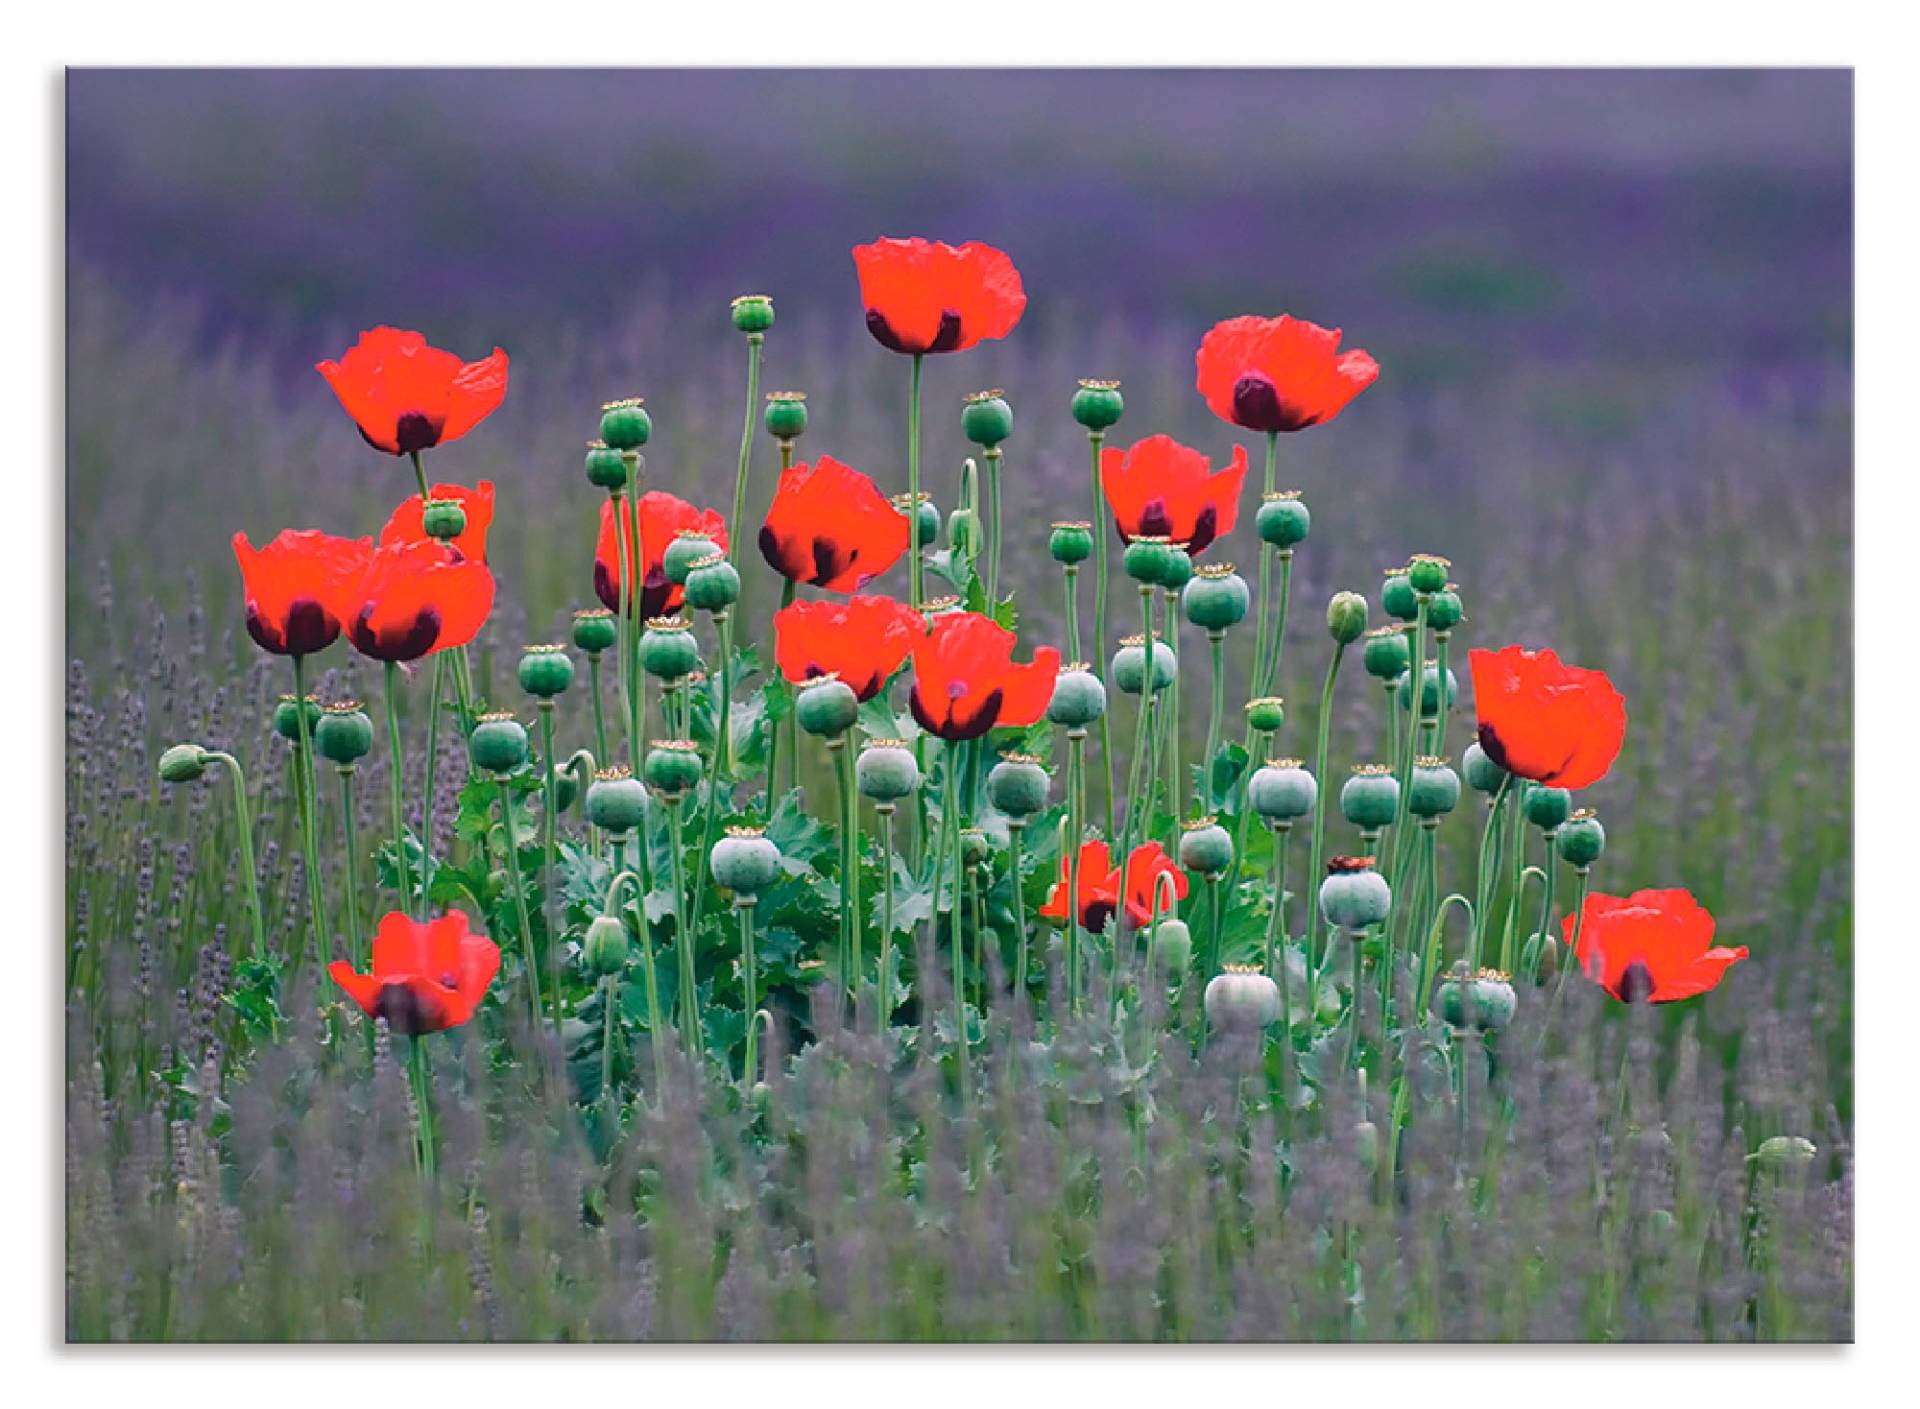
[379,479,496,562]
[1041,839,1125,932]
[1100,433,1248,554]
[231,529,374,657]
[1112,841,1189,927]
[774,594,925,702]
[1563,888,1746,1004]
[908,611,1059,742]
[594,492,729,621]
[853,237,1026,355]
[329,910,501,1034]
[317,327,508,456]
[1195,314,1378,434]
[346,539,495,663]
[759,455,910,592]
[1469,645,1627,791]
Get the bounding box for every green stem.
[538,704,561,1030]
[1165,592,1183,824]
[1112,583,1157,1009]
[1260,544,1295,699]
[1089,432,1116,837]
[206,752,266,962]
[1009,821,1028,1000]
[407,449,429,500]
[408,1035,436,1182]
[836,738,861,1000]
[1265,823,1291,979]
[382,661,411,910]
[907,354,925,610]
[289,656,331,963]
[588,653,611,776]
[1249,431,1279,690]
[985,446,1003,603]
[1540,869,1591,1050]
[494,777,545,1033]
[419,654,444,920]
[609,867,669,1096]
[1204,630,1227,804]
[337,766,364,969]
[1065,732,1085,1016]
[879,805,898,1030]
[728,334,763,575]
[1305,639,1350,965]
[666,802,701,1060]
[1471,775,1516,972]
[600,973,617,1106]
[737,898,758,1087]
[943,752,967,1071]
[1062,565,1081,663]
[684,614,735,950]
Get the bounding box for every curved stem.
[206,752,266,963]
[495,777,544,1033]
[728,334,763,575]
[608,866,669,1096]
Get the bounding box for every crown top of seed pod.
[998,751,1049,768]
[960,827,985,838]
[1446,962,1512,983]
[1051,519,1093,531]
[278,692,319,703]
[645,615,691,632]
[863,737,911,751]
[731,292,772,306]
[798,958,826,971]
[921,595,961,612]
[1264,756,1305,769]
[1195,562,1238,578]
[688,551,727,571]
[1220,963,1266,976]
[1350,763,1393,776]
[1245,695,1284,709]
[574,607,613,621]
[649,738,700,753]
[1569,807,1598,821]
[1328,855,1377,873]
[476,710,515,724]
[796,672,845,690]
[1118,632,1148,648]
[891,491,933,507]
[1365,624,1404,639]
[323,699,363,714]
[1382,566,1411,578]
[673,528,712,541]
[1414,754,1453,768]
[1182,814,1221,831]
[594,765,633,781]
[586,438,608,450]
[1061,660,1094,673]
[1077,378,1121,390]
[601,397,645,412]
[522,642,565,654]
[423,496,461,510]
[1128,534,1175,545]
[1407,553,1452,568]
[723,824,767,839]
[765,390,806,402]
[965,388,1006,403]
[1263,489,1305,502]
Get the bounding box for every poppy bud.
[1245,696,1285,734]
[1340,764,1400,830]
[1256,490,1310,549]
[1178,817,1234,877]
[962,389,1014,448]
[1047,664,1107,728]
[158,743,210,784]
[795,675,859,737]
[664,530,723,587]
[731,293,775,334]
[314,701,375,766]
[1319,856,1391,934]
[551,764,579,814]
[1523,783,1572,832]
[1111,636,1176,696]
[1556,811,1606,868]
[1433,964,1517,1031]
[1381,570,1418,623]
[571,607,618,655]
[644,739,704,797]
[1752,1136,1818,1170]
[585,441,629,491]
[1152,918,1193,975]
[1407,553,1450,596]
[949,508,978,561]
[1407,756,1461,819]
[517,643,575,699]
[273,694,321,743]
[893,492,940,548]
[599,398,651,451]
[1396,663,1458,719]
[1070,378,1124,431]
[639,617,701,680]
[1204,964,1281,1031]
[684,554,742,614]
[1426,586,1464,634]
[584,914,629,975]
[1123,535,1178,586]
[960,829,989,869]
[986,754,1051,819]
[421,498,467,542]
[1327,591,1369,645]
[1182,564,1250,632]
[1521,931,1559,984]
[1049,521,1093,565]
[1354,1119,1380,1176]
[764,390,808,442]
[1249,758,1316,822]
[856,739,921,803]
[469,713,529,775]
[1463,741,1507,794]
[711,825,782,895]
[586,767,648,833]
[1363,625,1411,680]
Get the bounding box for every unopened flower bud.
[1151,918,1193,975]
[960,829,990,868]
[158,743,210,784]
[584,914,629,975]
[1327,591,1368,644]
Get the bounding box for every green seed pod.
[1556,811,1606,868]
[585,768,648,833]
[1151,919,1193,975]
[795,676,859,737]
[1327,591,1368,644]
[421,498,467,542]
[314,702,375,766]
[962,389,1014,447]
[1426,586,1464,634]
[1070,378,1124,431]
[1752,1136,1818,1170]
[730,293,775,334]
[1319,856,1392,933]
[599,398,651,451]
[1204,964,1280,1032]
[1520,931,1559,985]
[1396,663,1459,719]
[1178,818,1234,877]
[1110,636,1176,696]
[585,441,629,491]
[1256,490,1311,549]
[1245,696,1286,734]
[469,713,530,775]
[639,618,701,680]
[1340,764,1400,830]
[986,754,1051,819]
[893,492,940,549]
[1182,564,1250,631]
[1381,570,1418,623]
[571,607,618,655]
[643,739,704,797]
[1049,521,1093,565]
[711,826,783,895]
[584,914,630,975]
[684,554,742,614]
[1362,625,1411,680]
[1463,741,1508,794]
[158,743,210,784]
[517,643,575,698]
[273,694,321,743]
[1407,756,1461,819]
[1524,783,1572,832]
[663,531,723,587]
[1047,665,1108,728]
[1122,535,1177,586]
[1249,758,1316,822]
[763,390,808,442]
[856,740,920,803]
[1434,965,1518,1031]
[1160,546,1193,591]
[960,829,989,868]
[1407,553,1451,595]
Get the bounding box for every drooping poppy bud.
[1326,591,1368,644]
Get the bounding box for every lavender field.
[64,70,1852,1340]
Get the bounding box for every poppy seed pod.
[1245,696,1286,734]
[571,608,618,655]
[585,768,648,833]
[857,739,921,803]
[960,829,990,868]
[1524,784,1573,832]
[893,492,941,549]
[1434,965,1518,1031]
[1049,521,1093,565]
[1556,811,1606,868]
[314,702,375,765]
[1327,591,1368,644]
[1426,586,1464,634]
[1111,637,1176,696]
[711,826,783,895]
[1381,570,1418,622]
[1256,490,1311,549]
[1319,856,1392,933]
[684,554,742,614]
[1182,564,1251,632]
[763,390,808,442]
[273,694,321,742]
[1160,547,1193,591]
[962,389,1014,447]
[421,498,467,542]
[730,293,775,334]
[795,675,859,738]
[584,441,629,491]
[1363,625,1411,680]
[664,531,723,587]
[469,713,529,775]
[1204,965,1281,1032]
[1407,756,1461,818]
[987,754,1051,819]
[584,914,629,976]
[1123,535,1179,586]
[643,739,704,797]
[1340,764,1400,830]
[599,398,651,451]
[1463,741,1508,794]
[1047,665,1108,728]
[639,617,701,680]
[1151,918,1193,975]
[1407,553,1451,595]
[1249,758,1317,822]
[1178,818,1234,876]
[158,743,210,784]
[517,643,574,699]
[1523,932,1560,984]
[1396,663,1459,719]
[1070,378,1125,431]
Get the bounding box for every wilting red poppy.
[1112,841,1189,927]
[853,237,1026,355]
[594,492,729,621]
[380,479,496,562]
[774,595,925,701]
[1469,645,1627,791]
[1194,314,1378,434]
[1563,888,1745,1004]
[1100,433,1248,554]
[908,611,1059,742]
[317,327,509,456]
[1041,839,1125,932]
[759,455,910,591]
[232,529,374,657]
[347,539,495,662]
[329,910,501,1034]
